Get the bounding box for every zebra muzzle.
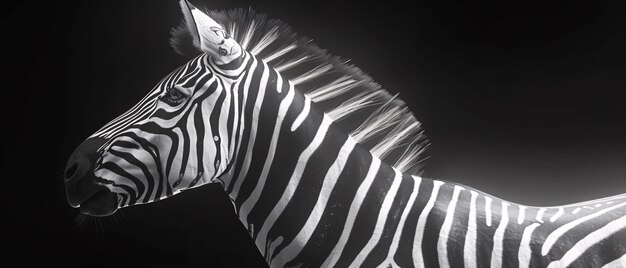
[65,137,118,216]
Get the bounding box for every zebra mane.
[170,7,429,174]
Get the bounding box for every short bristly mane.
[170,7,429,174]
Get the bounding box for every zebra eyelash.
[160,88,188,106]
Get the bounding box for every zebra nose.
[64,155,89,184]
[65,137,108,208]
[65,137,107,183]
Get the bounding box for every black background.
[3,0,626,266]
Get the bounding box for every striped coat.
[64,1,626,267]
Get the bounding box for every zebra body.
[64,1,626,267]
[196,52,626,267]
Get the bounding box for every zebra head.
[65,1,242,216]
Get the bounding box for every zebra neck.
[212,53,433,265]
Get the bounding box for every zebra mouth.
[79,189,118,217]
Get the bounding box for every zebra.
[64,1,626,267]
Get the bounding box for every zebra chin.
[65,137,119,217]
[77,189,118,217]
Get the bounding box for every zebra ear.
[178,0,242,63]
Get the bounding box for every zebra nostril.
[65,163,78,180]
[64,156,91,184]
[65,137,107,184]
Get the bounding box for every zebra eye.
[160,88,187,106]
